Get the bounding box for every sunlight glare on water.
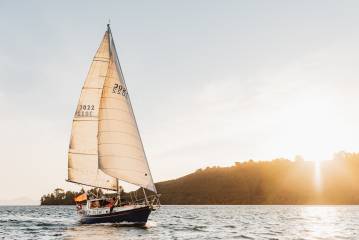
[300,206,339,239]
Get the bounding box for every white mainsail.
[68,31,118,191]
[98,27,157,193]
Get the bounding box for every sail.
[68,31,118,191]
[98,28,157,193]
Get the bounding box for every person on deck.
[106,197,117,213]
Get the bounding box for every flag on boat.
[74,193,87,202]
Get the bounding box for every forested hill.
[41,152,359,205]
[157,152,359,204]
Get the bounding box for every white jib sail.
[98,29,157,193]
[68,31,118,191]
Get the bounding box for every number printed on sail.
[112,83,128,97]
[76,104,95,117]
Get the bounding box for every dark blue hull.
[80,206,151,225]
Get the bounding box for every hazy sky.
[1,1,359,201]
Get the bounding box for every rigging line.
[98,141,141,146]
[66,179,117,192]
[99,155,146,163]
[99,107,130,113]
[93,56,110,60]
[98,131,142,144]
[102,85,129,90]
[98,142,142,150]
[99,135,140,141]
[98,118,136,126]
[103,85,118,88]
[73,119,98,121]
[100,167,150,175]
[93,59,110,63]
[98,141,142,148]
[102,85,119,88]
[69,168,101,174]
[99,146,143,157]
[99,130,137,133]
[69,152,97,155]
[99,106,129,111]
[100,96,129,102]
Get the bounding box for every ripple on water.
[1,205,359,239]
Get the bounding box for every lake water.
[0,205,358,239]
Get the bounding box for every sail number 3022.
[112,84,128,97]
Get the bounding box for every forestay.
[98,27,157,193]
[68,31,118,191]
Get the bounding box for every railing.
[77,193,161,214]
[118,194,161,210]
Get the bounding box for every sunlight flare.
[314,160,322,191]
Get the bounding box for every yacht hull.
[80,206,151,225]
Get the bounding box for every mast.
[116,179,119,193]
[107,23,111,49]
[142,188,149,205]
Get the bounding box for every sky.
[1,0,359,203]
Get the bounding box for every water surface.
[0,205,358,239]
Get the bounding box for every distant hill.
[41,152,359,205]
[156,152,359,205]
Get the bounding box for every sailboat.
[67,24,159,224]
